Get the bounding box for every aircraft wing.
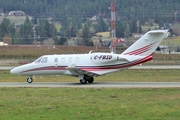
[66,64,100,77]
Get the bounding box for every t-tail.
[121,30,168,56]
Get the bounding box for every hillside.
[0,0,180,46]
[1,0,180,22]
[0,16,31,25]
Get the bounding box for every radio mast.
[110,0,116,53]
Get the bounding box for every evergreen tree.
[58,37,66,45]
[61,14,68,31]
[130,19,137,33]
[138,22,142,33]
[19,16,34,44]
[116,21,125,38]
[38,18,57,42]
[1,0,180,45]
[0,18,17,43]
[96,16,108,32]
[0,18,11,40]
[32,16,38,25]
[82,24,93,46]
[9,23,16,37]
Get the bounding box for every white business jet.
[10,30,168,84]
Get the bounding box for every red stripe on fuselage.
[80,55,153,71]
[21,66,66,73]
[21,55,153,73]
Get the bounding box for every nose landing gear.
[27,77,33,83]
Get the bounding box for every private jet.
[10,30,168,84]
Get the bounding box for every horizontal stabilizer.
[148,30,169,34]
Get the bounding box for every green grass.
[161,36,180,45]
[141,23,159,32]
[0,88,180,120]
[1,69,180,119]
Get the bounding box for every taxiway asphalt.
[0,82,180,88]
[1,65,180,88]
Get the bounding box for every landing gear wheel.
[27,77,33,83]
[87,77,94,83]
[80,79,87,84]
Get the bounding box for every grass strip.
[0,88,180,120]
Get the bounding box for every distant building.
[159,45,168,52]
[8,11,25,16]
[90,15,98,21]
[3,36,12,45]
[0,13,4,16]
[0,42,8,46]
[164,23,172,29]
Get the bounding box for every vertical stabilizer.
[121,30,168,56]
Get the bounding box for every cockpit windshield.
[41,57,48,63]
[34,57,43,63]
[34,56,48,64]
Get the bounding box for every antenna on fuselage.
[88,50,94,54]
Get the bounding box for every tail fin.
[121,30,168,56]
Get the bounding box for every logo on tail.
[123,42,157,55]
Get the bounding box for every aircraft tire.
[87,77,94,83]
[80,79,87,84]
[27,77,33,83]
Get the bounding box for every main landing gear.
[26,76,94,84]
[79,76,94,84]
[27,77,33,83]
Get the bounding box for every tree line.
[0,17,58,44]
[0,0,180,45]
[1,0,180,22]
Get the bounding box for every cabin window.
[69,57,72,62]
[62,58,65,62]
[54,58,58,63]
[76,57,79,62]
[41,57,48,63]
[34,57,43,63]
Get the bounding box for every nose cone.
[10,68,18,74]
[10,66,23,75]
[10,64,32,75]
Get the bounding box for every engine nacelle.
[90,53,118,64]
